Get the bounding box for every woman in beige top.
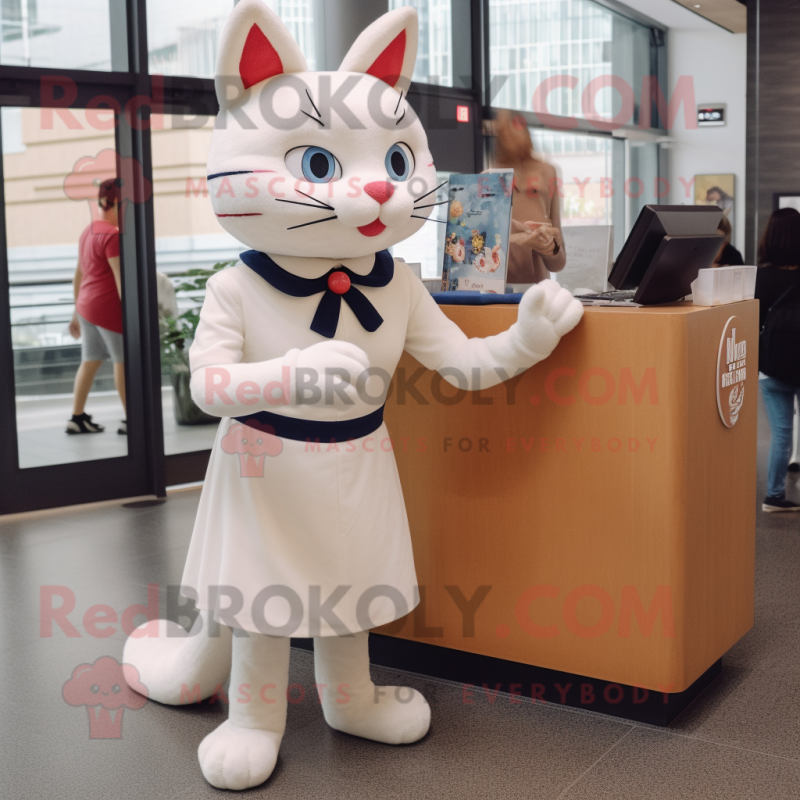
[492,112,567,284]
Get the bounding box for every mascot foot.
[198,720,282,791]
[315,632,431,745]
[322,684,431,744]
[122,610,231,705]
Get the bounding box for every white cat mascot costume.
[124,0,582,790]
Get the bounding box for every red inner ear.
[239,24,284,89]
[367,30,407,87]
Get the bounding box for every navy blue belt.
[235,405,385,442]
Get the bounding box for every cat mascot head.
[208,0,438,260]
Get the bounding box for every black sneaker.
[66,413,105,434]
[118,419,127,435]
[762,496,800,513]
[788,463,800,473]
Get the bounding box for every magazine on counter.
[440,171,514,293]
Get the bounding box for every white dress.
[182,254,468,637]
[182,252,548,637]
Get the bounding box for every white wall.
[667,29,748,256]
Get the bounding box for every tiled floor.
[0,397,798,799]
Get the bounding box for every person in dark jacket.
[712,215,744,267]
[756,207,800,512]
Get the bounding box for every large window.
[391,172,450,279]
[151,113,244,456]
[2,106,129,468]
[489,0,661,130]
[146,0,317,78]
[486,0,667,256]
[530,128,613,228]
[525,128,665,259]
[390,0,453,87]
[0,0,115,70]
[0,0,669,508]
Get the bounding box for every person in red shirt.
[67,178,127,435]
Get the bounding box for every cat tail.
[123,610,232,706]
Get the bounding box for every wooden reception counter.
[377,300,757,706]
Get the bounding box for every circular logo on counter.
[716,316,748,428]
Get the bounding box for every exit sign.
[697,104,726,127]
[456,105,470,123]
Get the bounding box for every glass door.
[0,85,165,513]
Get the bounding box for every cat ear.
[338,7,418,92]
[215,0,308,109]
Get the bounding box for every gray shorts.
[78,314,124,363]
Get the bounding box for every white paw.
[198,720,283,790]
[517,279,584,357]
[323,685,431,745]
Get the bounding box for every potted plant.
[160,260,236,425]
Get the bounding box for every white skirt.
[181,420,418,637]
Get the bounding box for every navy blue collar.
[240,249,394,339]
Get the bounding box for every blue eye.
[302,147,336,182]
[285,146,342,184]
[385,143,414,181]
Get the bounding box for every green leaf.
[160,260,237,366]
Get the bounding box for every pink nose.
[364,181,395,205]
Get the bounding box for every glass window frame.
[0,0,169,511]
[0,0,489,511]
[482,0,671,257]
[0,77,166,510]
[482,0,669,138]
[0,0,666,508]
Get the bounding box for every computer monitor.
[632,234,724,305]
[609,205,724,291]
